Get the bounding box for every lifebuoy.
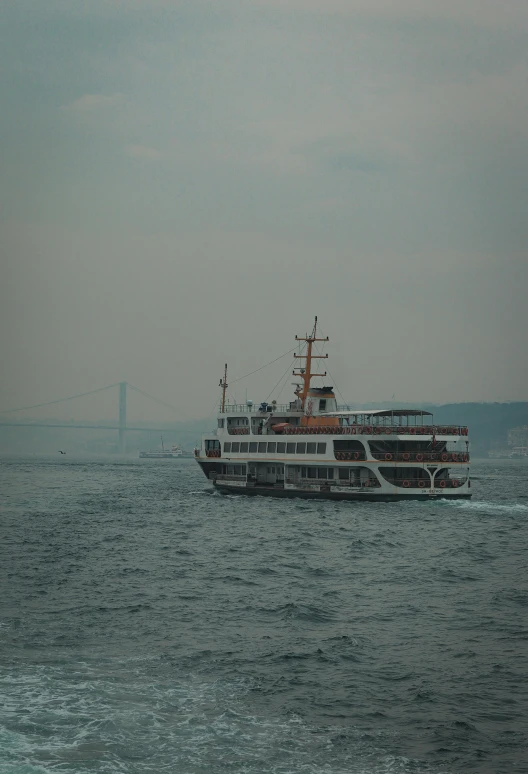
[374,427,381,435]
[452,480,459,487]
[354,452,360,460]
[431,453,438,461]
[403,452,410,461]
[452,453,458,462]
[385,453,393,461]
[416,453,424,462]
[385,428,391,435]
[364,479,370,487]
[418,480,426,488]
[463,454,468,462]
[350,427,356,435]
[441,427,447,435]
[403,480,410,488]
[409,428,416,435]
[365,426,373,435]
[441,453,448,461]
[418,426,425,434]
[439,480,446,488]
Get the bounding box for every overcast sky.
[1,0,527,422]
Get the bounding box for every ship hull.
[212,481,471,501]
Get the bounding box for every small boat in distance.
[139,436,187,459]
[195,318,472,501]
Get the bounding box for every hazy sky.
[2,0,527,422]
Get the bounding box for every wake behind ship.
[194,319,471,501]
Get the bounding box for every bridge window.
[231,442,240,453]
[296,443,306,454]
[218,419,224,428]
[286,443,296,454]
[307,443,316,454]
[240,442,248,453]
[317,443,326,454]
[267,442,276,453]
[249,442,257,453]
[277,443,286,453]
[258,442,267,453]
[319,399,327,411]
[224,442,231,453]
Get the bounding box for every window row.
[300,467,334,479]
[224,441,327,455]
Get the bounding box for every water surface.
[1,456,527,773]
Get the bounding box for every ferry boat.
[139,437,185,459]
[195,319,471,501]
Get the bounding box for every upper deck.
[218,406,468,437]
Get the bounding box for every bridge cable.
[127,384,190,418]
[0,384,121,414]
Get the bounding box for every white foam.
[450,500,528,513]
[0,664,438,774]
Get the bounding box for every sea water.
[0,456,526,773]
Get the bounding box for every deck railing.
[280,425,468,437]
[383,478,465,489]
[369,451,469,463]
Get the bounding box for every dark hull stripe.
[213,483,472,502]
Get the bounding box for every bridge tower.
[119,382,127,454]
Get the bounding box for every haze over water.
[1,456,527,773]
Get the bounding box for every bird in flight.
[58,450,66,455]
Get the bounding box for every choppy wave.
[1,456,527,774]
[0,661,438,774]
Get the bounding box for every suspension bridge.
[0,382,188,453]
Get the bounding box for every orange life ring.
[385,428,391,435]
[418,480,426,488]
[417,426,424,434]
[354,452,360,460]
[365,426,373,435]
[439,480,447,488]
[350,427,356,435]
[403,452,410,461]
[441,427,448,435]
[441,453,448,462]
[452,480,459,487]
[463,454,468,462]
[416,453,424,462]
[409,427,416,435]
[403,480,410,488]
[452,453,458,462]
[374,427,381,435]
[385,453,393,461]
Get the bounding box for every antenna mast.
[219,364,228,413]
[293,316,329,408]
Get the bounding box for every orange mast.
[219,363,228,413]
[293,317,329,408]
